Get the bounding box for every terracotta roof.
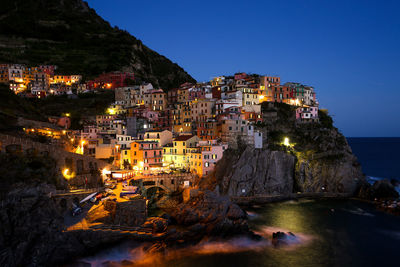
[174,135,194,141]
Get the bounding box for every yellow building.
[50,75,81,85]
[241,88,259,106]
[172,103,192,133]
[188,147,202,176]
[163,135,200,170]
[120,148,131,169]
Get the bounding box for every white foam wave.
[342,208,375,217]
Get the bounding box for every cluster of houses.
[0,63,134,98]
[72,72,319,177]
[6,66,320,177]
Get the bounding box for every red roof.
[174,135,194,141]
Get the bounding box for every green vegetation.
[30,91,115,129]
[0,83,114,130]
[0,0,195,89]
[318,109,334,129]
[0,84,44,130]
[259,102,348,155]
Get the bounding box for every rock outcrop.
[216,147,296,197]
[0,184,142,266]
[167,190,250,240]
[212,145,363,198]
[358,179,399,200]
[294,151,363,194]
[0,183,67,266]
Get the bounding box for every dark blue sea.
[347,137,400,181]
[71,138,400,267]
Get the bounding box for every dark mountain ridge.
[0,0,196,89]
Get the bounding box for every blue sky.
[87,0,400,137]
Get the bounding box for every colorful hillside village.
[0,64,320,177]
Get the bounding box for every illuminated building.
[144,130,172,147]
[87,71,134,89]
[188,140,228,177]
[130,140,163,174]
[163,135,200,170]
[296,106,319,122]
[8,64,24,82]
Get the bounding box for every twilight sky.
[87,0,400,137]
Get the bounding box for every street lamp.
[283,137,290,147]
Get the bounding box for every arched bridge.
[131,173,196,193]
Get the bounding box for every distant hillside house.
[87,72,134,89]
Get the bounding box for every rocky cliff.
[206,103,365,198]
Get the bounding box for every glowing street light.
[107,108,116,115]
[283,137,290,147]
[62,168,75,180]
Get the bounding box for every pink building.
[141,109,159,123]
[201,140,228,176]
[189,140,228,177]
[81,125,98,140]
[296,106,319,122]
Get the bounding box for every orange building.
[130,140,163,174]
[196,120,219,140]
[23,67,39,85]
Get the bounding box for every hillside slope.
[0,0,195,89]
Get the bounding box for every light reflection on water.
[75,199,400,267]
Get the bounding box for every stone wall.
[88,199,147,226]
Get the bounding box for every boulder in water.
[272,231,298,247]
